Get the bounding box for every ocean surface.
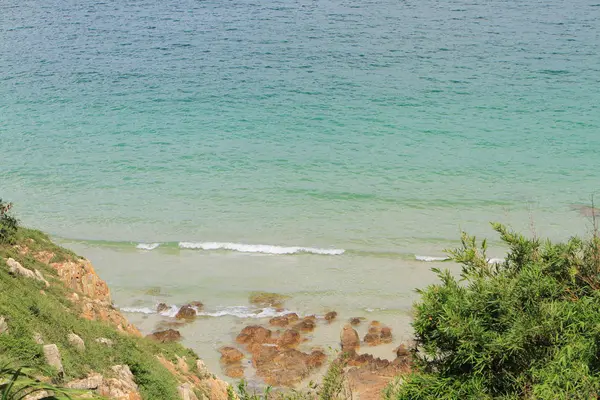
[2,0,600,379]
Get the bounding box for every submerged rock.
[176,305,197,320]
[157,303,169,313]
[219,346,244,364]
[248,292,289,308]
[189,301,204,310]
[148,329,182,343]
[277,329,301,349]
[236,325,273,347]
[292,317,316,332]
[324,311,338,322]
[349,317,362,326]
[364,322,392,346]
[269,315,290,327]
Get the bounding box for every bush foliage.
[387,223,600,399]
[0,200,17,245]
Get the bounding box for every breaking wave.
[178,241,345,255]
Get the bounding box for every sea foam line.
[136,243,160,250]
[121,304,290,319]
[415,255,449,262]
[178,241,345,255]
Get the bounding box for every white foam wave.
[178,241,344,255]
[120,307,155,314]
[197,306,288,319]
[137,243,160,250]
[415,255,449,262]
[123,304,290,319]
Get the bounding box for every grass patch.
[0,227,204,400]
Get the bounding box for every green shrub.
[0,200,17,245]
[386,223,600,400]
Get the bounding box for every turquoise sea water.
[2,0,600,255]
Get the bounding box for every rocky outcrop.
[364,322,392,346]
[324,311,338,322]
[252,347,326,386]
[219,347,244,364]
[43,344,63,375]
[178,383,199,400]
[148,329,182,343]
[277,329,301,349]
[6,258,49,287]
[236,325,273,347]
[157,303,169,313]
[97,365,141,400]
[50,258,110,301]
[176,305,197,320]
[341,324,360,353]
[67,333,85,351]
[66,373,104,390]
[292,317,316,332]
[79,296,140,336]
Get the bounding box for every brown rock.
[380,326,392,343]
[304,315,317,321]
[364,332,381,346]
[249,292,288,308]
[368,325,382,335]
[176,305,197,320]
[236,325,272,346]
[349,317,363,326]
[269,315,289,327]
[277,329,301,349]
[190,301,204,310]
[395,344,410,359]
[50,258,110,301]
[307,350,327,368]
[157,303,169,313]
[98,365,141,400]
[292,318,316,332]
[251,344,280,368]
[285,313,300,322]
[324,311,338,322]
[148,329,182,343]
[224,364,244,379]
[219,347,244,364]
[340,324,360,353]
[255,349,311,387]
[370,320,381,327]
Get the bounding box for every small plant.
[0,200,18,245]
[0,362,72,400]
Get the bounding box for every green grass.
[0,227,203,400]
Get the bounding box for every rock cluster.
[363,321,393,346]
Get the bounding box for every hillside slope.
[0,227,230,400]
